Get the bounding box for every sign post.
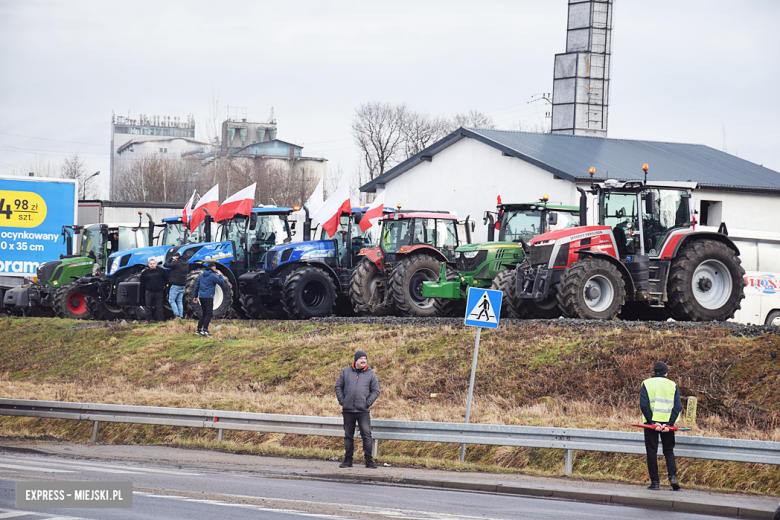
[460,287,502,461]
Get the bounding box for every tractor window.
[162,221,187,246]
[248,215,290,270]
[381,219,412,253]
[320,215,351,267]
[188,221,207,244]
[642,189,691,255]
[436,219,458,261]
[501,209,542,243]
[547,211,580,232]
[600,191,639,256]
[80,226,102,258]
[117,227,144,250]
[225,217,248,263]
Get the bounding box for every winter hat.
[354,350,368,362]
[653,361,669,375]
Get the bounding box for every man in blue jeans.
[164,251,188,319]
[193,262,224,337]
[335,350,381,468]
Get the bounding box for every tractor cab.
[80,224,148,267]
[319,206,393,269]
[497,199,581,244]
[157,217,189,247]
[377,211,462,269]
[221,207,294,271]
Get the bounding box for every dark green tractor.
[3,222,148,319]
[423,197,582,318]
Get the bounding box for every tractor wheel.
[53,282,93,320]
[241,294,286,320]
[86,297,125,321]
[490,269,521,318]
[26,306,56,318]
[432,264,466,317]
[525,295,564,319]
[389,254,441,317]
[557,257,626,320]
[183,269,235,320]
[666,240,746,322]
[282,266,337,319]
[120,272,148,321]
[349,259,393,316]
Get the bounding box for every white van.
[698,226,780,326]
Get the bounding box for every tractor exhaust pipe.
[483,211,495,242]
[303,205,312,241]
[577,187,588,226]
[146,213,156,246]
[203,209,212,243]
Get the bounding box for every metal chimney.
[551,0,613,137]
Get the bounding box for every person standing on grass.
[192,262,223,337]
[164,251,188,320]
[335,350,380,469]
[640,361,682,491]
[139,258,168,322]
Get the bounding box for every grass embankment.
[0,317,778,494]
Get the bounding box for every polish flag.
[495,194,503,230]
[306,177,324,216]
[182,190,196,225]
[215,183,256,222]
[359,191,385,232]
[311,182,351,237]
[189,184,220,231]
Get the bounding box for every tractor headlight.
[534,239,557,246]
[269,250,281,270]
[462,251,479,259]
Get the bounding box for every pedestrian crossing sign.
[464,287,502,329]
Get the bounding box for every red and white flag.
[215,183,256,222]
[182,190,196,225]
[311,182,351,237]
[359,191,385,232]
[189,184,220,231]
[306,177,324,216]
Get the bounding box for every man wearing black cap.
[335,350,380,468]
[640,361,682,491]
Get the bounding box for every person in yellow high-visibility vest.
[640,361,682,491]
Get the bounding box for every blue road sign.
[464,287,502,329]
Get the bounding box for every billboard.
[0,176,78,278]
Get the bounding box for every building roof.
[360,128,780,193]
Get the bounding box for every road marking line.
[1,456,200,476]
[0,463,75,473]
[0,509,85,520]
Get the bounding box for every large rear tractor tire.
[53,282,93,320]
[666,240,746,322]
[557,257,626,320]
[183,269,235,320]
[282,266,337,319]
[490,269,521,318]
[349,259,393,316]
[432,264,466,317]
[389,255,441,317]
[241,294,286,320]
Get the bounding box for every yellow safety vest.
[642,377,677,423]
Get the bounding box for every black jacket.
[140,267,168,293]
[164,256,189,286]
[335,363,380,413]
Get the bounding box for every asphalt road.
[0,451,729,520]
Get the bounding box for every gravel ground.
[311,316,780,339]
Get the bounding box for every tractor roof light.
[589,167,595,176]
[293,205,301,211]
[642,163,649,172]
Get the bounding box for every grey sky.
[1,0,778,198]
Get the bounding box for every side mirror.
[353,212,363,225]
[645,192,656,215]
[471,221,475,232]
[249,213,258,230]
[290,221,296,230]
[548,212,558,226]
[483,211,490,225]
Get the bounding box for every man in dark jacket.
[164,252,188,319]
[335,350,380,468]
[640,361,682,491]
[140,258,168,322]
[193,262,224,337]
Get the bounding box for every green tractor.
[3,221,148,319]
[423,196,583,318]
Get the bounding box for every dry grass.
[1,316,779,494]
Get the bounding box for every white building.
[359,128,780,241]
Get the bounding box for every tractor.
[2,218,148,319]
[422,196,583,318]
[349,209,473,317]
[75,215,190,320]
[514,165,746,321]
[238,206,393,319]
[116,207,296,321]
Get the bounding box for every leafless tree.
[448,110,496,131]
[401,112,450,158]
[59,153,100,198]
[351,102,407,182]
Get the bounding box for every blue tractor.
[117,207,296,320]
[238,206,388,319]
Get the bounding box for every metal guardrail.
[2,398,779,475]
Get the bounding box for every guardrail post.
[372,439,379,458]
[217,429,224,442]
[565,449,573,476]
[686,396,698,428]
[90,421,100,443]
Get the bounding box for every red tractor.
[514,165,746,321]
[350,209,472,317]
